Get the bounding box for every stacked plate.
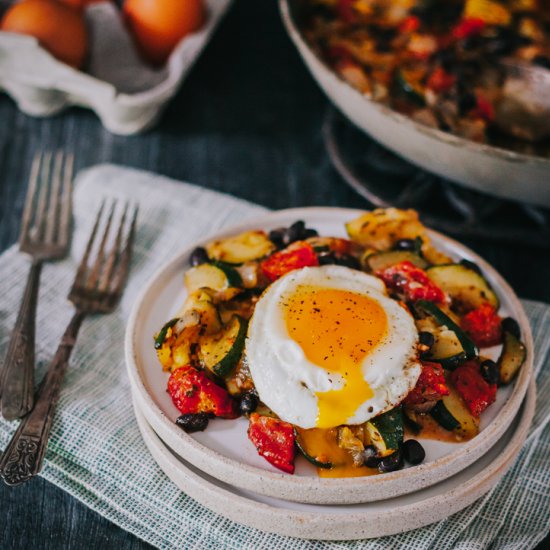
[125,208,535,540]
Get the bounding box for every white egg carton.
[0,0,231,135]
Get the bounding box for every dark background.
[0,0,548,548]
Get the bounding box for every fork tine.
[97,202,129,293]
[44,151,64,243]
[33,151,53,241]
[71,201,106,292]
[85,201,117,289]
[19,152,42,246]
[110,205,138,296]
[58,153,74,249]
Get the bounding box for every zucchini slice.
[185,262,242,293]
[206,230,275,264]
[416,300,478,360]
[498,331,527,385]
[426,264,499,310]
[294,428,333,469]
[367,250,428,272]
[429,400,460,431]
[430,379,479,439]
[365,407,404,456]
[199,316,248,377]
[154,318,179,350]
[426,328,468,370]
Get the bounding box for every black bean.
[269,228,287,248]
[334,254,361,270]
[480,359,500,385]
[362,445,381,468]
[318,252,336,265]
[459,259,482,275]
[303,228,319,239]
[176,413,209,433]
[418,331,435,349]
[283,220,306,245]
[190,247,209,267]
[378,450,404,473]
[402,439,426,465]
[393,238,416,251]
[239,392,259,415]
[501,317,521,339]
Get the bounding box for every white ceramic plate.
[125,207,533,505]
[133,379,535,540]
[279,0,550,207]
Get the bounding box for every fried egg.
[246,265,421,429]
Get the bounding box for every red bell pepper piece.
[452,17,486,40]
[404,361,449,407]
[261,241,319,282]
[168,366,239,419]
[248,414,296,474]
[451,361,497,417]
[399,15,420,34]
[376,260,447,304]
[460,303,502,347]
[427,67,456,93]
[337,0,357,24]
[472,94,495,121]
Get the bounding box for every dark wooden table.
[0,1,548,548]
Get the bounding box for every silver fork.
[0,201,138,486]
[0,151,73,421]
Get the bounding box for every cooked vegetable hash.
[154,209,527,477]
[300,0,550,154]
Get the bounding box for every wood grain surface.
[0,0,548,548]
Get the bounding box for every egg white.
[245,265,421,429]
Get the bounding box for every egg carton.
[0,0,232,135]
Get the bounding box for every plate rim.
[132,378,535,540]
[125,206,533,504]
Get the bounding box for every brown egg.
[1,0,88,69]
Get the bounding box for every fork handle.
[0,261,43,420]
[0,311,85,486]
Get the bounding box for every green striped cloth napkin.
[0,165,548,549]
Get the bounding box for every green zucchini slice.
[185,262,242,294]
[154,318,179,350]
[206,230,275,264]
[416,300,478,360]
[365,407,404,456]
[426,264,499,310]
[367,250,428,272]
[430,380,479,439]
[294,429,333,469]
[199,316,248,377]
[498,331,527,385]
[429,400,460,431]
[426,328,468,370]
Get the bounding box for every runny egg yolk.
[285,286,388,428]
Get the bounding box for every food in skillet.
[154,209,527,476]
[299,0,550,151]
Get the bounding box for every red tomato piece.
[248,414,296,474]
[472,94,495,122]
[460,303,502,347]
[399,15,420,34]
[261,241,319,282]
[452,17,486,40]
[451,361,497,417]
[404,361,449,407]
[167,366,239,419]
[336,0,357,24]
[427,67,456,93]
[376,261,447,304]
